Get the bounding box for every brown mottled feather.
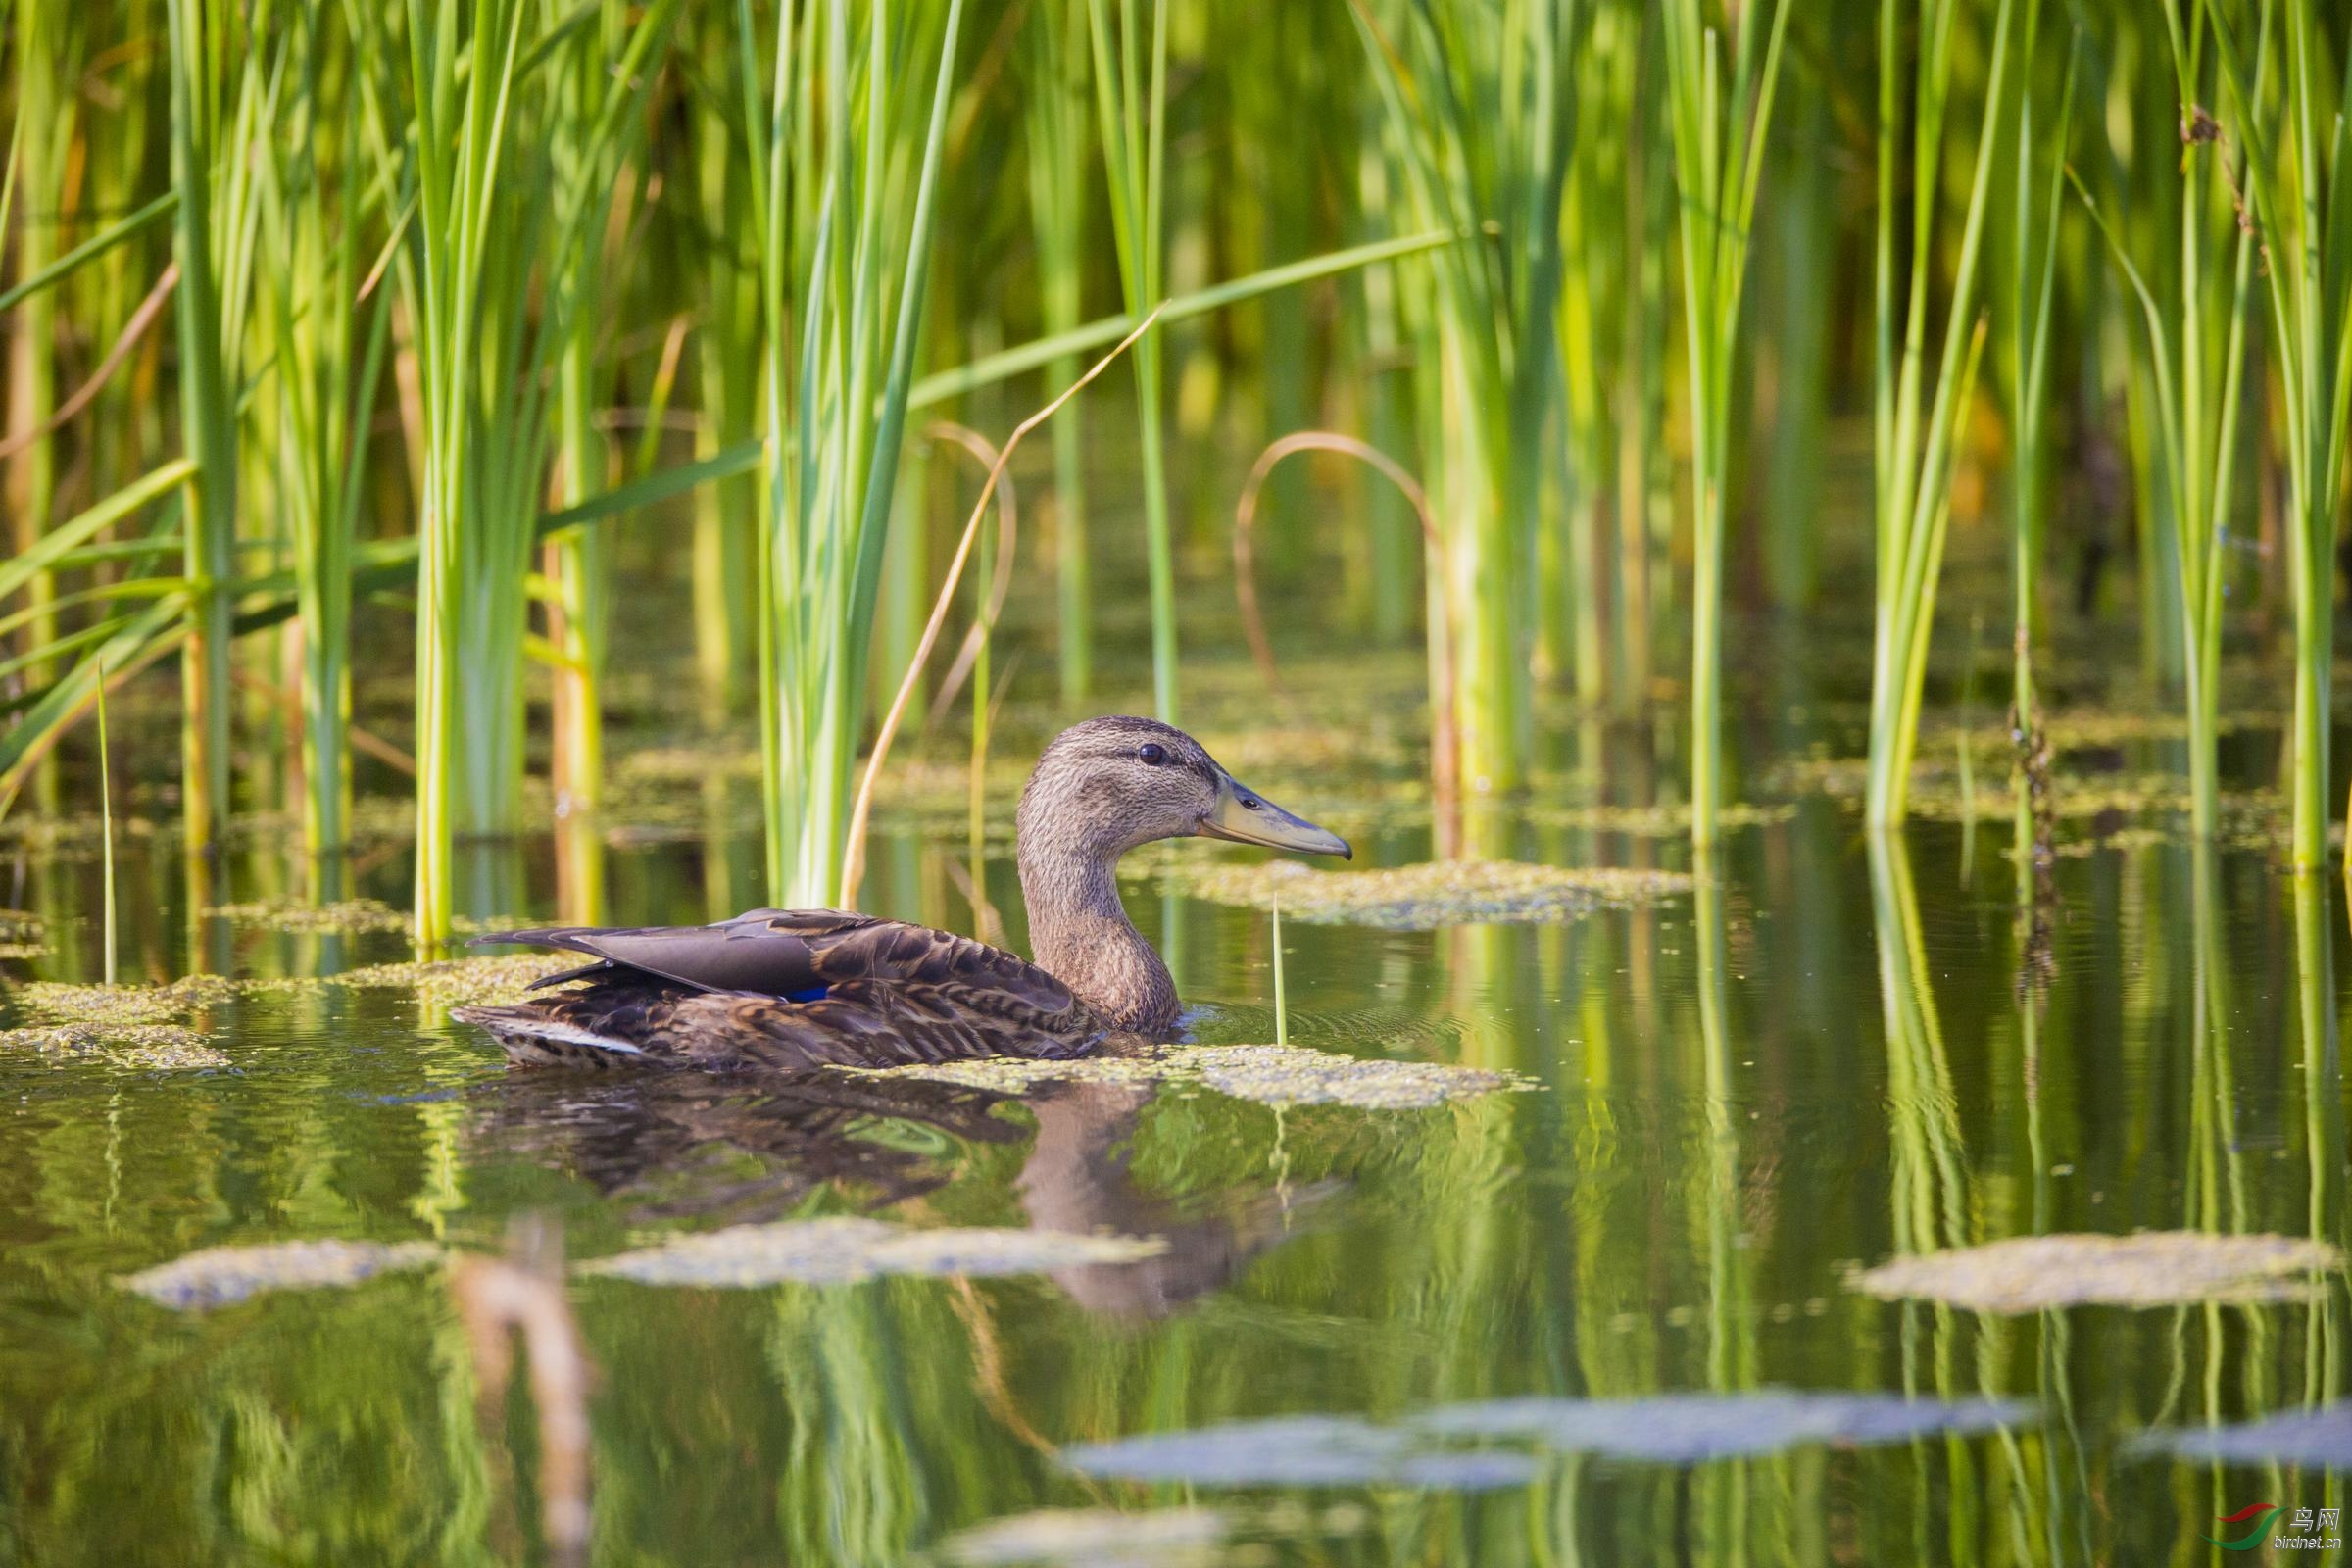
[456,912,1114,1071]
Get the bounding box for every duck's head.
[1015,715,1350,862]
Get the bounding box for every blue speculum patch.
[783,985,829,1004]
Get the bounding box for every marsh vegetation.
[8,1,2352,1563]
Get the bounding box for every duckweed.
[2134,1407,2352,1468]
[10,975,240,1026]
[334,954,582,1009]
[119,1239,442,1310]
[0,1023,229,1070]
[1412,1391,2030,1460]
[203,898,411,934]
[857,1054,1181,1094]
[1855,1232,2342,1312]
[1060,1414,1539,1491]
[1188,1045,1523,1109]
[0,976,243,1070]
[577,1214,1167,1288]
[1179,858,1691,928]
[857,1042,1528,1109]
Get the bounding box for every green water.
[5,630,2351,1563]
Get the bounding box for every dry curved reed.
[839,307,1163,908]
[1232,430,1456,856]
[922,420,1019,727]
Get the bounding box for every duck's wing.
[472,908,879,998]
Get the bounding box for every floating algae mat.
[0,976,237,1069]
[1061,1414,1540,1491]
[1413,1392,2030,1462]
[1855,1233,2342,1312]
[333,953,583,1008]
[119,1240,442,1311]
[858,1043,1526,1109]
[202,898,410,934]
[2132,1405,2352,1468]
[577,1215,1166,1288]
[936,1507,1229,1567]
[1187,1045,1523,1109]
[3,955,581,1068]
[1065,1393,2029,1491]
[1179,858,1691,928]
[0,1023,228,1070]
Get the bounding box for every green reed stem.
[261,3,386,865]
[1348,0,1584,811]
[2009,13,2074,862]
[95,659,115,988]
[165,0,240,858]
[1271,896,1286,1047]
[1085,0,1174,721]
[743,0,967,906]
[5,3,70,767]
[2075,3,2255,843]
[1867,0,2020,830]
[2211,0,2352,872]
[1663,0,1791,850]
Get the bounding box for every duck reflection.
[472,1068,1339,1319]
[1016,1079,1341,1320]
[474,1069,1024,1220]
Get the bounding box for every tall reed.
[1662,0,1791,850]
[1349,0,1585,809]
[1085,0,1175,720]
[2003,5,2073,859]
[544,3,673,923]
[360,0,677,939]
[259,3,390,871]
[162,0,246,858]
[376,0,535,940]
[96,660,116,987]
[1865,0,2021,829]
[1552,6,1640,710]
[2074,4,2253,843]
[739,0,967,906]
[4,3,72,780]
[2211,2,2352,872]
[1025,0,1095,703]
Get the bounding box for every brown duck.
[457,717,1349,1070]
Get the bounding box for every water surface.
[4,654,2349,1567]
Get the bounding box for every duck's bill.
[1200,776,1352,858]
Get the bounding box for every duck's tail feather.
[451,1003,650,1069]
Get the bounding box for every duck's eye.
[1137,742,1167,766]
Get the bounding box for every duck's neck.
[1015,834,1178,1034]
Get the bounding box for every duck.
[455,716,1350,1071]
